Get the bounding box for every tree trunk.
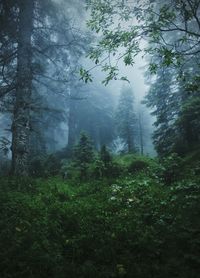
[11,0,34,176]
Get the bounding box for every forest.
[0,0,200,277]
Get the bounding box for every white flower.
[111,184,121,192]
[110,196,117,201]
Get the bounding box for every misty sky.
[51,0,149,102]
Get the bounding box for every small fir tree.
[73,132,94,179]
[100,145,112,167]
[99,145,112,177]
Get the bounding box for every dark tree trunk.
[11,0,34,176]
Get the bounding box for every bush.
[29,154,62,178]
[89,159,124,180]
[0,173,200,278]
[29,156,45,177]
[160,153,183,184]
[128,159,149,174]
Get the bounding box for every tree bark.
[11,0,34,176]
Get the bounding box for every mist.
[1,1,200,277]
[0,0,155,175]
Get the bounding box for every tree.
[67,84,115,152]
[144,63,179,155]
[11,0,34,175]
[73,132,94,179]
[145,47,200,156]
[176,75,200,152]
[115,87,137,153]
[85,0,200,82]
[0,0,90,175]
[134,103,155,156]
[85,0,200,156]
[100,145,112,166]
[99,144,113,177]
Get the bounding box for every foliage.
[85,0,200,83]
[89,158,123,180]
[98,145,113,177]
[72,132,94,180]
[128,159,150,174]
[0,0,90,176]
[145,52,200,156]
[0,160,200,278]
[29,155,62,178]
[111,136,128,154]
[85,0,200,158]
[159,153,183,185]
[177,96,200,147]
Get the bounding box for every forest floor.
[0,153,200,278]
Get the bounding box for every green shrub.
[29,155,62,178]
[160,153,183,184]
[128,159,149,173]
[29,156,45,177]
[1,153,200,278]
[43,154,62,177]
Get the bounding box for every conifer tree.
[0,0,89,175]
[100,145,112,167]
[73,132,94,179]
[99,144,112,177]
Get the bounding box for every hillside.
[0,154,200,278]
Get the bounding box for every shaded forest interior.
[0,0,200,277]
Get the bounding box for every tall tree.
[11,0,34,175]
[144,64,179,155]
[145,41,200,156]
[85,0,200,156]
[67,84,115,152]
[0,0,90,175]
[115,87,137,153]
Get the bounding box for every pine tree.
[0,0,89,175]
[145,53,200,156]
[99,145,112,177]
[100,145,111,166]
[145,65,179,156]
[11,0,34,176]
[73,132,94,179]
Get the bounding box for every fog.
[0,0,156,176]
